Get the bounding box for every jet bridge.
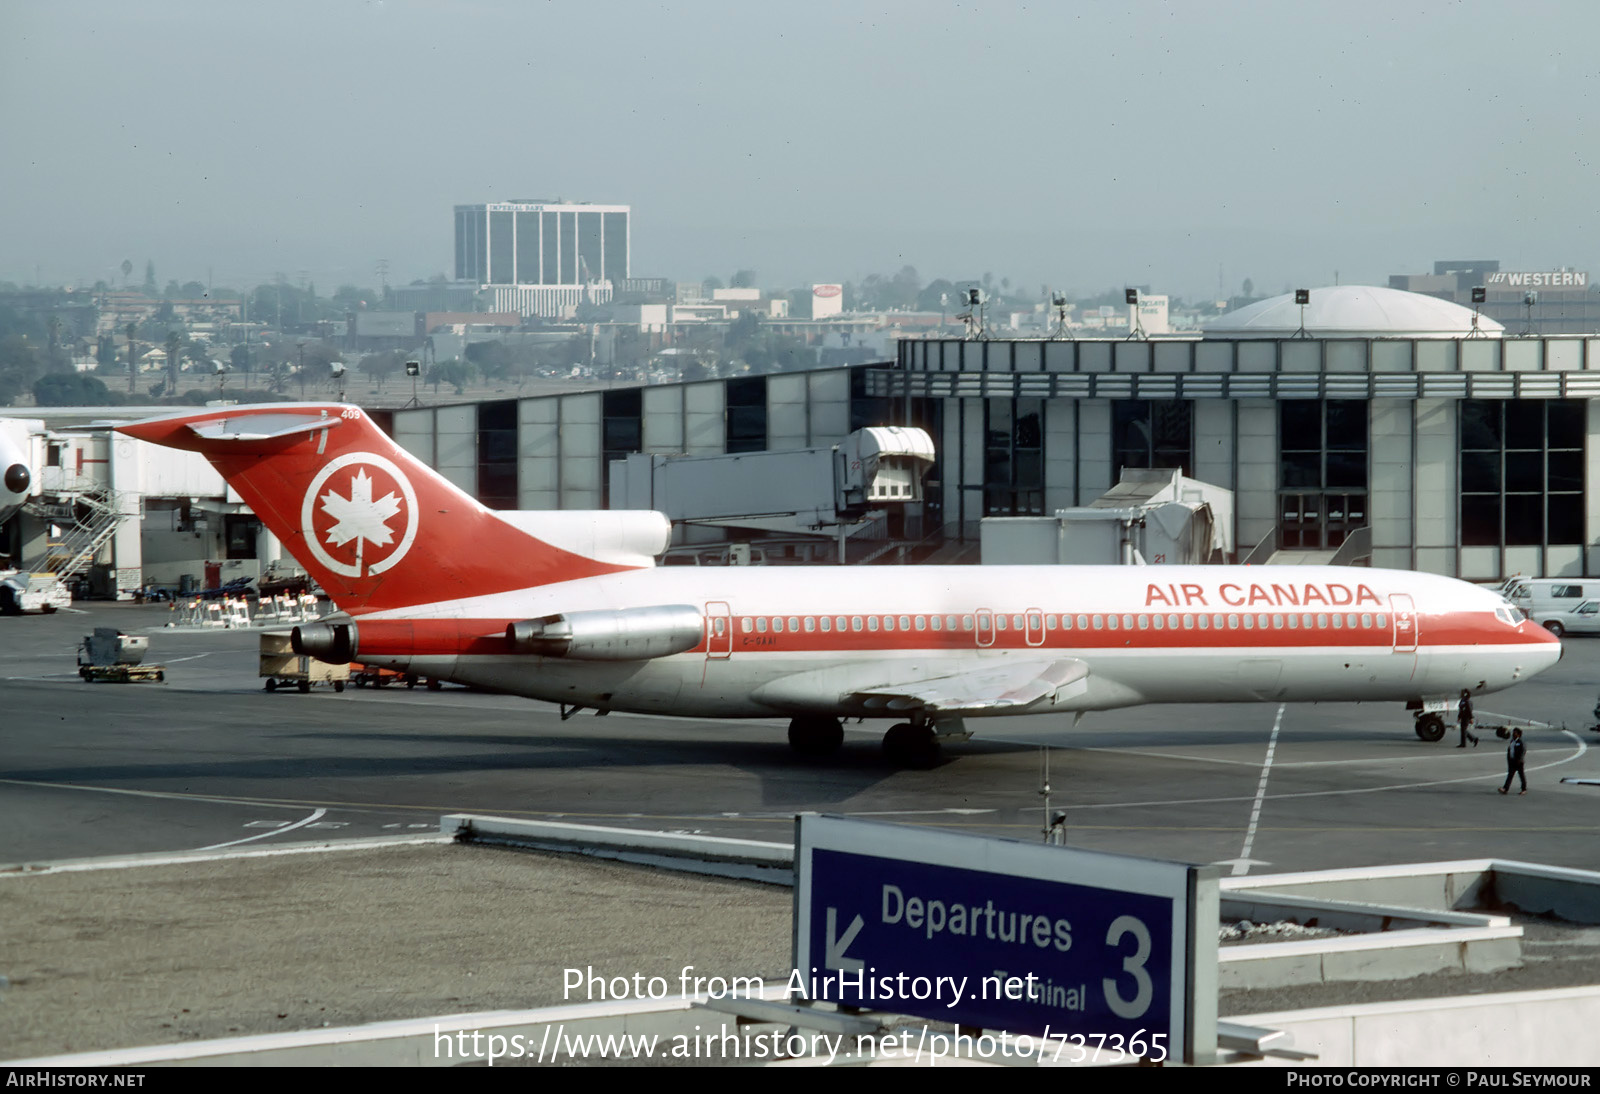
[608,427,935,553]
[980,468,1234,565]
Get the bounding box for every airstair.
[24,476,125,582]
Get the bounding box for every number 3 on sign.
[1102,915,1153,1019]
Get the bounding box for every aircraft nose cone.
[3,463,27,495]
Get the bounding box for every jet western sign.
[793,815,1218,1064]
[1486,271,1589,290]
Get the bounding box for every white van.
[1506,579,1600,616]
[1533,599,1600,638]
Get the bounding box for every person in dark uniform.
[1457,689,1479,748]
[1499,727,1527,795]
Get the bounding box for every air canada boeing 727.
[119,403,1562,765]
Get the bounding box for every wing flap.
[852,657,1090,714]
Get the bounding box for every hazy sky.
[4,1,1598,301]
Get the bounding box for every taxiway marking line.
[1233,704,1285,876]
[195,808,328,851]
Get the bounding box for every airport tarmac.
[4,601,1600,873]
[7,600,1600,1062]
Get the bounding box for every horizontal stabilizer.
[187,413,349,444]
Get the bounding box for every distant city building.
[1389,260,1600,335]
[454,200,630,318]
[811,284,844,320]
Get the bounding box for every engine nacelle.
[505,604,703,661]
[291,621,357,663]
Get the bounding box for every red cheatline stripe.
[346,610,1549,658]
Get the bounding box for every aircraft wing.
[850,657,1090,715]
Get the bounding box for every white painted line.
[1234,704,1284,876]
[0,835,451,878]
[195,808,328,851]
[0,776,315,811]
[1054,731,1590,812]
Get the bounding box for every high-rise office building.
[454,200,630,318]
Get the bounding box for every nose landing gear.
[1413,713,1447,742]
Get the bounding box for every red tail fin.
[118,404,636,614]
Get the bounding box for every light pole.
[297,342,306,399]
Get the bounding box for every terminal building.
[7,284,1600,593]
[382,284,1600,583]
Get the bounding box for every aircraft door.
[1025,609,1045,647]
[975,608,995,648]
[1390,593,1418,653]
[705,602,732,659]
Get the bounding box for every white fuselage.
[346,564,1559,721]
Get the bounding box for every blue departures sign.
[793,815,1216,1063]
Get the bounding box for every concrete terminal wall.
[1230,985,1600,1067]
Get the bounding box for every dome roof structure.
[1204,285,1503,339]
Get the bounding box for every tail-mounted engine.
[292,621,358,663]
[506,604,704,661]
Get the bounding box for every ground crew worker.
[1499,727,1527,795]
[1457,689,1479,748]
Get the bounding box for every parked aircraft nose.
[3,463,26,496]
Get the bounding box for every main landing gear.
[787,716,844,758]
[785,716,967,768]
[882,722,940,769]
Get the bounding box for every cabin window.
[1167,614,1179,629]
[1152,615,1165,630]
[804,617,815,632]
[1361,613,1373,628]
[1122,614,1134,630]
[1211,614,1224,629]
[756,617,768,633]
[1077,615,1089,629]
[1107,615,1118,631]
[1376,613,1388,627]
[1012,614,1024,630]
[867,616,880,632]
[837,616,849,631]
[714,618,726,636]
[772,617,784,633]
[1182,615,1193,629]
[995,616,1007,631]
[1302,613,1314,628]
[930,616,942,631]
[1137,615,1149,630]
[1092,615,1104,630]
[788,616,800,632]
[1227,614,1239,629]
[1331,614,1343,629]
[883,616,895,632]
[1198,615,1209,630]
[914,616,926,631]
[977,615,991,631]
[741,618,753,634]
[900,616,911,631]
[1045,614,1057,630]
[851,616,863,632]
[820,617,831,633]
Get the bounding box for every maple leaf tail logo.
[320,468,404,572]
